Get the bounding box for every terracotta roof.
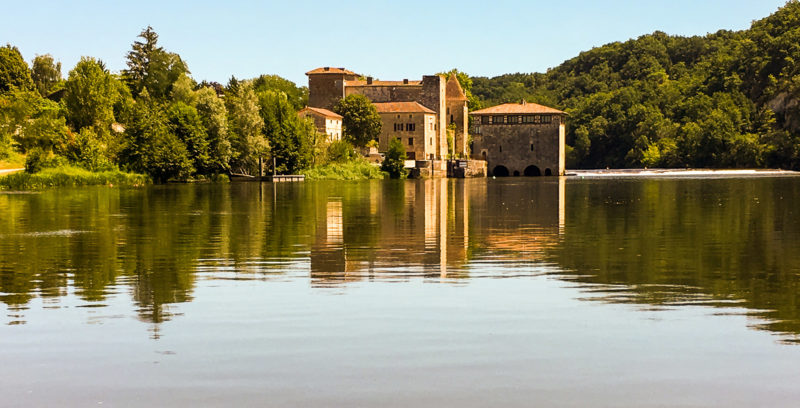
[373,101,436,114]
[346,80,422,87]
[299,106,343,119]
[445,74,468,101]
[306,67,359,75]
[470,102,565,115]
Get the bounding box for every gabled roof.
[445,74,468,101]
[470,101,565,115]
[299,106,343,119]
[306,67,359,75]
[373,101,436,114]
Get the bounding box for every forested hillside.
[471,1,800,169]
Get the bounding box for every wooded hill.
[471,1,800,170]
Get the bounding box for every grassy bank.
[302,160,387,180]
[0,165,150,190]
[0,151,25,170]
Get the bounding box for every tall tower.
[306,67,359,110]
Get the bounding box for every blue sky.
[1,0,789,86]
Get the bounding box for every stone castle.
[305,67,468,161]
[304,67,565,177]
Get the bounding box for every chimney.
[403,79,409,84]
[521,99,527,105]
[367,77,373,85]
[324,67,330,71]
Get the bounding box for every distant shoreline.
[567,169,800,178]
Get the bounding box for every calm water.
[1,177,800,407]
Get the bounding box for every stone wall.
[377,112,437,161]
[472,115,565,176]
[447,101,468,157]
[308,73,358,110]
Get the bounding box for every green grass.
[0,165,150,190]
[302,160,387,180]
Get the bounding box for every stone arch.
[545,168,553,176]
[524,165,541,177]
[493,165,510,177]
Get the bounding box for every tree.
[123,26,188,100]
[168,102,211,174]
[0,45,33,93]
[63,57,119,131]
[120,97,193,182]
[259,90,313,174]
[333,94,381,148]
[226,80,266,174]
[252,74,308,110]
[381,137,407,179]
[31,54,62,97]
[194,87,231,173]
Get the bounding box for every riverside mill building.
[304,67,566,177]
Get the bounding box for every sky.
[0,0,790,86]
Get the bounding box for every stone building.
[305,67,469,159]
[373,101,438,160]
[298,106,343,141]
[470,101,566,177]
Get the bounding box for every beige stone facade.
[470,102,566,177]
[305,67,469,160]
[298,106,343,141]
[374,102,438,161]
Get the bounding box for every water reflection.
[1,177,800,343]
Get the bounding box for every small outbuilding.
[298,106,343,142]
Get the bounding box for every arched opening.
[524,165,541,177]
[545,168,553,176]
[513,171,520,177]
[493,165,510,177]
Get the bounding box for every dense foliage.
[0,26,332,182]
[381,137,408,179]
[334,94,382,148]
[470,1,800,170]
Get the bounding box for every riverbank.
[568,168,800,178]
[0,166,149,190]
[302,160,386,180]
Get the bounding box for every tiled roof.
[306,67,359,75]
[445,74,468,101]
[373,101,436,114]
[470,102,565,115]
[299,106,343,119]
[346,80,422,87]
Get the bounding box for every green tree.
[259,90,312,174]
[252,74,308,110]
[0,45,33,93]
[63,57,119,131]
[333,94,381,148]
[31,54,62,97]
[123,26,188,100]
[226,79,267,174]
[194,87,231,173]
[381,137,407,179]
[120,97,193,182]
[168,102,211,174]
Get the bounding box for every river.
[1,177,799,407]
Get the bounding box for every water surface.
[1,177,800,407]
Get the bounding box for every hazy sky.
[1,0,789,86]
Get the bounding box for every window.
[542,115,552,124]
[493,115,504,124]
[394,123,404,131]
[429,138,433,146]
[530,144,534,151]
[408,138,414,145]
[481,116,490,125]
[499,145,502,152]
[533,115,542,124]
[508,115,519,124]
[522,115,534,123]
[450,114,455,124]
[406,123,415,131]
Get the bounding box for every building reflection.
[309,178,566,286]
